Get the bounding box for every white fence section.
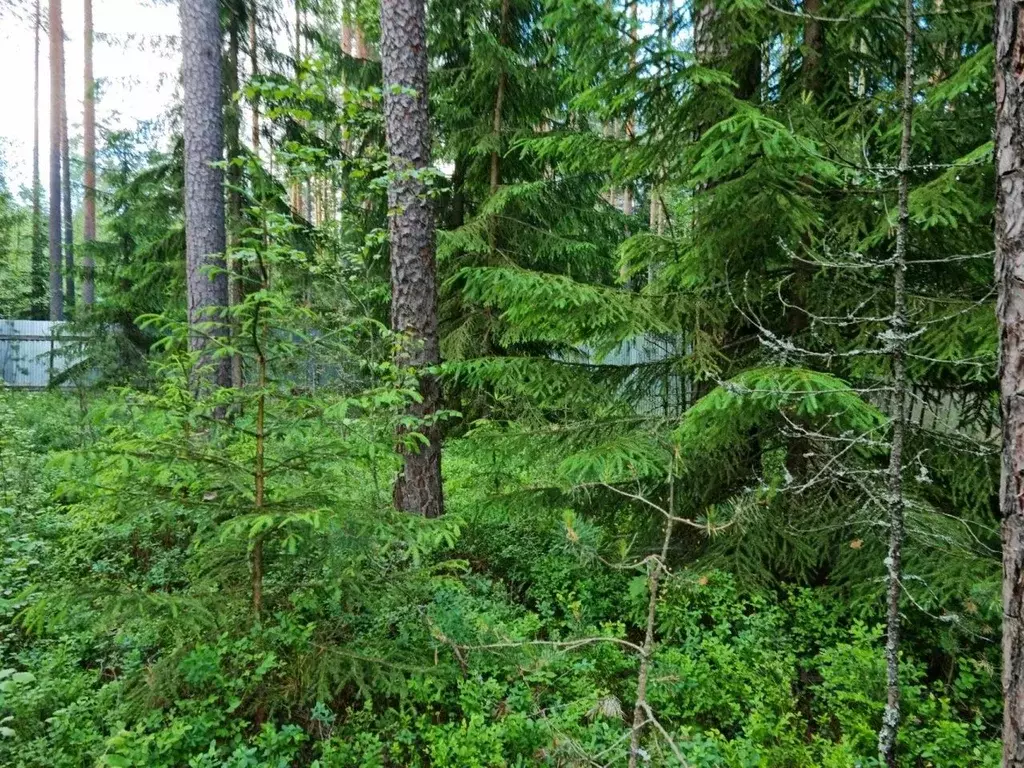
[0,320,83,389]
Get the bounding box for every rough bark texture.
[802,0,825,96]
[693,0,759,99]
[226,4,244,388]
[250,0,259,151]
[379,0,444,518]
[693,0,717,63]
[997,0,1024,761]
[61,71,74,312]
[877,0,914,763]
[82,0,96,306]
[48,0,64,321]
[31,0,46,318]
[181,0,230,388]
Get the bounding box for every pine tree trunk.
[226,2,244,389]
[249,0,259,152]
[802,0,824,96]
[341,0,352,55]
[31,0,46,318]
[488,0,509,254]
[621,0,636,224]
[290,0,302,216]
[877,0,914,763]
[355,23,368,59]
[48,0,64,321]
[61,70,74,312]
[619,0,636,285]
[82,0,96,306]
[996,0,1024,761]
[693,0,717,64]
[379,0,444,517]
[693,0,759,99]
[181,0,230,388]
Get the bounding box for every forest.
[0,0,1020,762]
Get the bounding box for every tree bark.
[341,0,352,56]
[354,23,368,59]
[487,0,509,254]
[31,0,46,318]
[48,0,64,321]
[802,0,825,97]
[290,0,303,216]
[693,0,759,99]
[996,0,1024,761]
[380,0,444,517]
[181,0,230,388]
[61,62,74,313]
[249,0,259,152]
[226,1,244,388]
[82,0,96,306]
[877,0,914,763]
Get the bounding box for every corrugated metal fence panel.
[591,334,995,438]
[0,320,82,389]
[581,335,687,417]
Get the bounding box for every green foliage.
[0,0,1004,760]
[0,388,1002,766]
[0,148,31,319]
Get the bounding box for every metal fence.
[1,320,996,441]
[591,334,995,441]
[0,320,83,390]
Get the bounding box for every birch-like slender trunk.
[627,476,675,768]
[877,0,914,763]
[995,0,1024,760]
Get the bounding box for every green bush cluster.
[0,390,1001,767]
